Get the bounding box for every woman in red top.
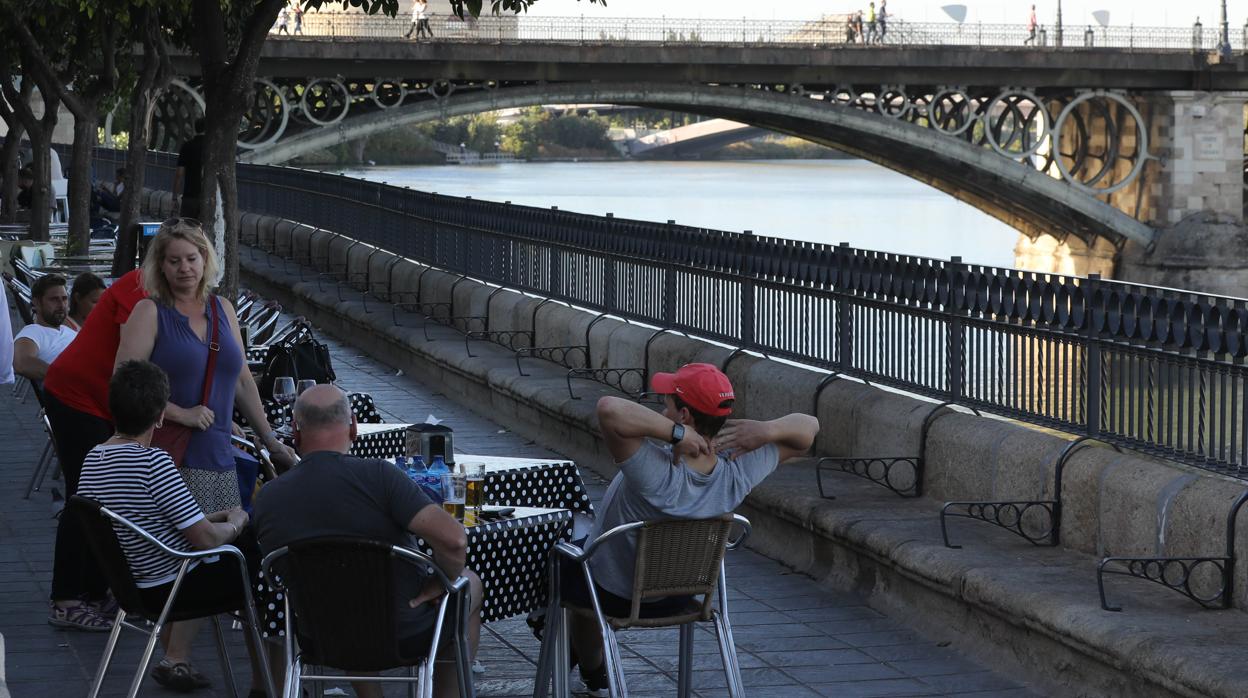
[43,268,147,630]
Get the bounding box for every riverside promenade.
[0,303,1037,697]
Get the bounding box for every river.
[335,159,1020,269]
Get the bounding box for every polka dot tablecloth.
[398,454,594,515]
[258,506,573,634]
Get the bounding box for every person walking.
[173,119,205,218]
[1024,4,1039,45]
[293,4,303,35]
[276,6,290,34]
[878,0,888,42]
[405,0,433,39]
[866,2,879,44]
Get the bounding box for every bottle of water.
[396,454,408,471]
[428,455,450,503]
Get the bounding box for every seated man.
[76,360,268,694]
[569,363,820,696]
[13,274,76,384]
[252,385,482,698]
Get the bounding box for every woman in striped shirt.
[78,360,266,695]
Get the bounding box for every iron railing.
[280,14,1240,52]
[95,146,1248,480]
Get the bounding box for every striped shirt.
[78,443,206,588]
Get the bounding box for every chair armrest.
[99,504,247,563]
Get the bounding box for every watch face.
[671,424,686,444]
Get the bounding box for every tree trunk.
[0,122,24,223]
[66,111,98,255]
[26,128,53,242]
[196,118,238,295]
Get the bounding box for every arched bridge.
[148,16,1248,254]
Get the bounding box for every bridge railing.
[92,145,1248,480]
[284,13,1237,52]
[221,159,1248,481]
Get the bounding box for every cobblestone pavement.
[0,308,1040,697]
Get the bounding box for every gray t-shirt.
[587,440,780,598]
[253,451,434,554]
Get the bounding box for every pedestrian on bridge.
[866,2,879,44]
[878,0,888,42]
[405,0,434,39]
[1024,4,1039,45]
[293,4,303,35]
[276,6,290,35]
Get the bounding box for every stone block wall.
[1146,90,1246,226]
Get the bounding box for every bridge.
[144,15,1248,294]
[624,119,766,159]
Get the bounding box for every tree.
[0,74,31,224]
[7,1,135,255]
[113,4,175,277]
[179,0,602,299]
[0,42,61,243]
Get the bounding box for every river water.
[336,159,1020,268]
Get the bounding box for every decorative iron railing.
[281,14,1239,53]
[94,147,1248,480]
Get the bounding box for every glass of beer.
[464,463,486,526]
[441,471,466,522]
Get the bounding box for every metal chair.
[534,514,751,698]
[24,411,58,499]
[67,495,276,698]
[261,537,476,698]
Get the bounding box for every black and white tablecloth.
[254,392,383,430]
[455,454,594,515]
[258,506,572,634]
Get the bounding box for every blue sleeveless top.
[149,296,242,473]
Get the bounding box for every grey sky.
[530,1,1241,28]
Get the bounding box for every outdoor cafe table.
[389,453,594,515]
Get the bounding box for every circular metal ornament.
[300,77,351,126]
[428,79,455,99]
[982,88,1052,159]
[236,78,290,151]
[927,87,976,136]
[371,79,407,109]
[147,79,207,152]
[1051,91,1151,196]
[876,85,911,119]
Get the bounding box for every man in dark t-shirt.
[174,118,206,217]
[253,385,481,698]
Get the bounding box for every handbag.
[150,297,221,466]
[257,320,336,401]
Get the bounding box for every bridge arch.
[240,82,1156,249]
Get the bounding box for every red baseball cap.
[651,363,735,417]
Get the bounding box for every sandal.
[48,602,113,632]
[87,594,119,620]
[151,661,212,692]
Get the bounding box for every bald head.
[292,384,355,455]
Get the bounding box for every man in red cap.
[563,362,820,696]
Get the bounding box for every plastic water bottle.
[396,454,408,471]
[428,455,450,503]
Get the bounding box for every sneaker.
[577,662,609,698]
[48,601,113,632]
[151,660,212,692]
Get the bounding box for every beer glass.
[441,471,466,522]
[464,463,486,526]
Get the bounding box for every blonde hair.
[141,218,219,304]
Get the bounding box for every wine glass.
[273,377,296,431]
[296,379,317,396]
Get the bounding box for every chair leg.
[712,611,745,698]
[24,440,52,499]
[677,623,694,698]
[603,627,628,698]
[552,608,571,698]
[87,608,127,698]
[211,616,240,698]
[127,618,167,698]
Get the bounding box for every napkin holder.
[406,423,455,466]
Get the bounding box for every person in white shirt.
[13,274,76,383]
[405,0,433,38]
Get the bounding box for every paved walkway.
[0,303,1040,697]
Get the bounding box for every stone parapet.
[149,193,1248,697]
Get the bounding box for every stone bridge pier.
[1019,90,1248,296]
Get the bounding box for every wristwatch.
[669,423,686,445]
